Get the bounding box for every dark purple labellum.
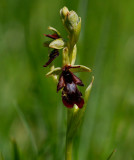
[62,82,84,108]
[57,66,84,108]
[43,49,59,67]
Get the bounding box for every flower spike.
[43,6,94,160]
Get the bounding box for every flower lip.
[43,49,59,67]
[62,82,84,108]
[57,65,84,108]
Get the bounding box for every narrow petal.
[43,49,59,67]
[44,33,60,39]
[71,72,84,86]
[57,75,65,92]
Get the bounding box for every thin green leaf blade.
[11,139,20,160]
[107,149,116,160]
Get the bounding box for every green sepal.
[46,67,62,77]
[70,65,92,73]
[48,26,61,37]
[49,38,65,49]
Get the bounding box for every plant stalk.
[65,109,73,160]
[65,137,73,160]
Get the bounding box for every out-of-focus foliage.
[0,0,134,160]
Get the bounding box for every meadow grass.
[0,0,134,159]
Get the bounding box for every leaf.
[0,153,5,160]
[14,103,38,155]
[46,67,62,77]
[11,139,20,160]
[49,38,65,49]
[107,149,116,160]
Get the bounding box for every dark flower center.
[62,71,73,83]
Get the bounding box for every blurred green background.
[0,0,134,159]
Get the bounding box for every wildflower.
[57,65,84,108]
[43,27,65,67]
[43,7,94,160]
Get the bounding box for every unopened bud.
[66,11,79,32]
[60,6,69,19]
[60,6,81,45]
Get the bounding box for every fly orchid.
[43,6,94,160]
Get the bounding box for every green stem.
[65,109,73,160]
[65,137,73,160]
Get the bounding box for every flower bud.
[60,7,81,45]
[65,11,79,32]
[60,6,69,19]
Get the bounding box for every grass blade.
[11,139,20,160]
[0,153,5,160]
[14,103,38,156]
[107,149,116,160]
